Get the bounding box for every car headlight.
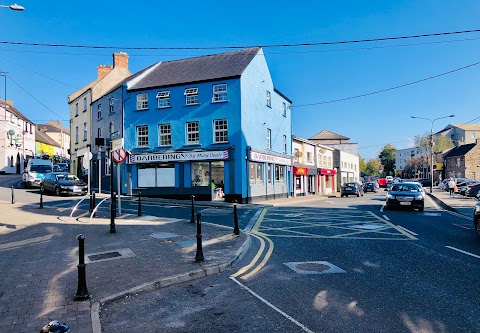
[415,195,423,200]
[60,185,69,189]
[386,194,395,199]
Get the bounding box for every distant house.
[35,127,62,159]
[395,146,428,176]
[440,124,480,147]
[68,52,131,178]
[0,100,36,174]
[443,143,480,180]
[119,47,292,203]
[37,120,70,161]
[309,130,358,155]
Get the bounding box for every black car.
[472,199,480,238]
[363,182,378,193]
[466,184,480,197]
[40,172,88,196]
[385,182,424,211]
[341,182,364,197]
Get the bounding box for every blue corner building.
[92,47,292,203]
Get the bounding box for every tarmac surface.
[0,187,472,332]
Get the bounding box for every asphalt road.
[101,191,480,333]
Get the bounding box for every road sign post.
[112,148,126,215]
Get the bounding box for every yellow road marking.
[367,211,417,240]
[252,208,267,233]
[240,234,274,280]
[231,233,265,278]
[425,195,441,210]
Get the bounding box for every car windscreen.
[30,165,52,173]
[391,184,419,192]
[56,174,78,181]
[344,183,356,187]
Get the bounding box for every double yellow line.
[231,208,275,280]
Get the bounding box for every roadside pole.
[117,161,121,215]
[98,151,102,194]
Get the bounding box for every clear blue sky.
[2,0,480,160]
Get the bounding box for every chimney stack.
[97,65,113,79]
[113,52,128,69]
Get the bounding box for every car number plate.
[346,187,352,190]
[399,202,411,205]
[73,189,81,192]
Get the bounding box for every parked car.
[472,197,480,238]
[418,178,432,187]
[341,182,364,197]
[466,183,480,197]
[363,181,379,193]
[22,158,53,188]
[457,181,479,196]
[55,163,69,172]
[438,179,449,190]
[378,178,387,188]
[385,182,424,211]
[40,172,88,196]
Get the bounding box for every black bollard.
[11,186,14,204]
[92,191,96,217]
[39,191,44,209]
[110,193,116,233]
[190,195,195,224]
[195,212,204,262]
[113,192,117,218]
[233,199,239,235]
[89,192,93,213]
[74,234,91,301]
[138,191,142,217]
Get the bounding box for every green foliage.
[365,158,382,176]
[359,156,368,176]
[415,132,454,154]
[378,144,396,176]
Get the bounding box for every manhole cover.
[284,261,346,275]
[295,262,330,273]
[88,251,121,261]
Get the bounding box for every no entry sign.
[112,148,127,163]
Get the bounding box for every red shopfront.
[318,168,336,195]
[293,165,317,196]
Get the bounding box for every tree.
[359,156,367,176]
[378,144,396,176]
[415,132,454,154]
[403,156,423,179]
[365,158,381,176]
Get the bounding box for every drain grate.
[88,251,121,261]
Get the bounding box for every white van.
[386,176,394,183]
[23,158,53,188]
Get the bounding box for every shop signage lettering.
[129,150,228,164]
[250,151,292,166]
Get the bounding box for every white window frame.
[136,93,148,110]
[212,84,227,103]
[136,125,149,147]
[213,119,228,143]
[97,104,102,119]
[266,90,271,107]
[282,102,286,117]
[83,122,87,141]
[267,128,271,150]
[156,91,171,108]
[185,88,199,105]
[158,123,172,146]
[186,121,200,145]
[109,98,114,114]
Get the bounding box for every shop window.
[275,165,285,183]
[192,161,210,186]
[138,163,175,187]
[249,162,264,184]
[295,177,301,189]
[267,164,272,183]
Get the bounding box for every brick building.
[443,143,480,180]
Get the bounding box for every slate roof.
[36,128,61,147]
[0,99,33,123]
[37,120,69,134]
[309,130,350,141]
[128,47,261,90]
[443,143,476,158]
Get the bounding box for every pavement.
[426,187,476,217]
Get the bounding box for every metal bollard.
[39,191,44,209]
[110,193,116,233]
[190,195,195,224]
[113,192,117,218]
[233,199,239,235]
[74,234,91,301]
[195,212,204,262]
[11,186,14,204]
[92,191,96,217]
[89,192,93,213]
[138,191,142,217]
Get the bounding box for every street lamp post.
[411,114,455,193]
[0,3,25,10]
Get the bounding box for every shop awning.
[319,168,336,175]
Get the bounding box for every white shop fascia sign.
[129,150,229,164]
[250,150,292,166]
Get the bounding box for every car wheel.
[40,185,45,193]
[357,193,360,197]
[475,217,480,239]
[55,187,61,196]
[418,206,424,211]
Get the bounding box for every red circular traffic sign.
[112,148,127,163]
